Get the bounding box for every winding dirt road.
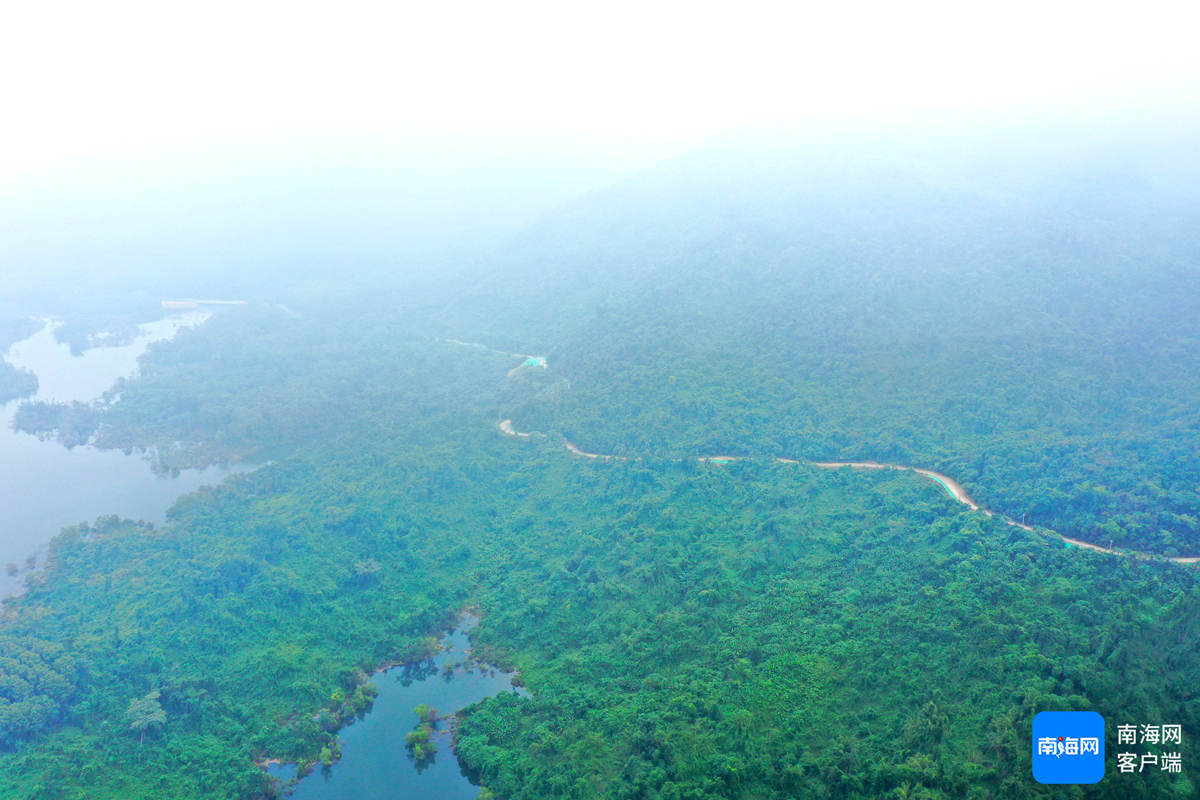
[499,419,1199,566]
[444,340,1196,566]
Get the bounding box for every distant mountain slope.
[448,118,1200,553]
[27,117,1200,553]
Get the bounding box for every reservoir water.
[0,313,244,597]
[273,618,524,799]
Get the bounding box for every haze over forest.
[2,2,1200,798]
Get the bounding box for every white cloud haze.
[2,0,1198,177]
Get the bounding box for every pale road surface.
[498,419,1200,566]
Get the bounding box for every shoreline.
[256,608,522,790]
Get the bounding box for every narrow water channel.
[273,616,524,799]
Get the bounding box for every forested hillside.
[38,125,1196,552]
[4,120,1200,799]
[445,125,1200,554]
[2,334,1197,799]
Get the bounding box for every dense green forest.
[460,135,1200,556]
[20,133,1200,554]
[2,337,1197,798]
[4,124,1200,798]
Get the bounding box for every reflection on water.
[0,312,244,597]
[277,619,525,800]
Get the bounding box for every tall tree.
[125,690,166,746]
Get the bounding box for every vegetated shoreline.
[255,608,523,789]
[498,418,1200,566]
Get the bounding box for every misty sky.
[2,0,1198,296]
[3,0,1198,178]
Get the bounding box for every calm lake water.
[0,313,245,596]
[274,619,525,799]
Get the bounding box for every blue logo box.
[1032,711,1105,784]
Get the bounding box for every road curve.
[499,419,1199,566]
